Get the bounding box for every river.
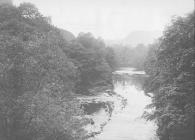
[80,67,158,140]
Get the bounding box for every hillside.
[106,30,162,47]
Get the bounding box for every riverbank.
[82,68,158,140]
[77,88,127,138]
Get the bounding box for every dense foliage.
[64,33,114,94]
[111,44,149,70]
[144,12,195,140]
[0,3,114,140]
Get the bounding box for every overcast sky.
[14,0,194,40]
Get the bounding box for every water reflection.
[113,73,147,90]
[82,102,107,115]
[83,68,157,140]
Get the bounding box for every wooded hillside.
[0,3,114,140]
[144,12,195,140]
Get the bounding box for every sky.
[14,0,194,40]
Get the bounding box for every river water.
[81,68,157,140]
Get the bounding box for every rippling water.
[84,68,157,140]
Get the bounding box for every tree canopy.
[143,12,195,140]
[0,3,115,140]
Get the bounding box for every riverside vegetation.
[0,3,116,140]
[143,12,195,140]
[0,1,194,140]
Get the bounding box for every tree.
[62,33,113,95]
[0,4,88,140]
[143,12,195,140]
[105,47,117,70]
[0,3,114,139]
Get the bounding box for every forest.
[0,3,115,140]
[0,1,194,140]
[111,43,149,70]
[143,12,195,140]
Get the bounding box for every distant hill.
[106,30,162,47]
[0,0,12,5]
[59,29,75,42]
[122,30,162,47]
